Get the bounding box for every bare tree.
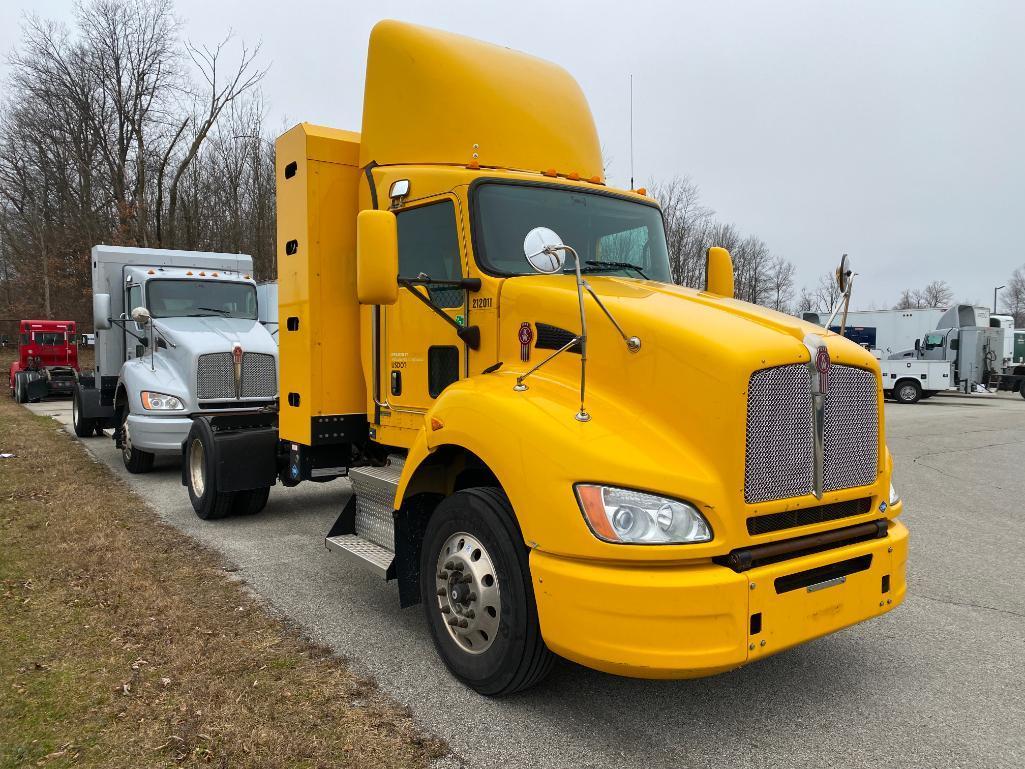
[766,255,796,313]
[921,280,953,307]
[1002,266,1025,327]
[0,0,271,330]
[814,272,841,314]
[648,176,712,287]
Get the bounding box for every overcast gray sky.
[2,0,1023,310]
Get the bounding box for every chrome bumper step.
[325,533,394,577]
[325,455,404,578]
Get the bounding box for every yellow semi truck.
[182,20,908,695]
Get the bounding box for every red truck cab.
[9,320,79,402]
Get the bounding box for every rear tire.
[895,380,921,404]
[14,372,27,403]
[72,391,96,438]
[120,412,155,473]
[232,486,271,516]
[185,419,235,520]
[420,487,554,696]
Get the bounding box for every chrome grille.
[745,363,877,504]
[196,352,276,400]
[241,353,277,398]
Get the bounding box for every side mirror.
[704,247,734,298]
[93,293,112,330]
[523,227,567,273]
[131,306,151,325]
[356,209,399,305]
[914,338,921,351]
[835,253,852,294]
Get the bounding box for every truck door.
[381,196,467,415]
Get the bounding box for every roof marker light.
[543,168,557,177]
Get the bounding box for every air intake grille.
[745,363,877,504]
[197,352,277,400]
[746,497,873,535]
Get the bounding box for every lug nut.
[438,571,448,579]
[437,588,446,596]
[453,563,464,572]
[447,617,458,626]
[464,610,475,619]
[457,619,468,628]
[468,592,477,602]
[444,560,455,570]
[440,606,450,614]
[461,574,473,583]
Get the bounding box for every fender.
[394,371,734,563]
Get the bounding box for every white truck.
[876,353,953,403]
[73,246,279,489]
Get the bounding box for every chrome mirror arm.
[582,281,641,352]
[824,273,856,333]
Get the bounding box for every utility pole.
[994,285,1005,314]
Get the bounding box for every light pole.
[994,285,1005,314]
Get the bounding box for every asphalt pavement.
[21,393,1025,768]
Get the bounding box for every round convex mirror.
[523,227,566,274]
[835,253,852,293]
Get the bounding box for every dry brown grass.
[0,377,448,768]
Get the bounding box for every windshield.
[33,332,67,345]
[473,182,672,282]
[147,279,257,319]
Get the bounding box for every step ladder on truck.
[180,20,909,696]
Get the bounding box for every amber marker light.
[575,484,617,541]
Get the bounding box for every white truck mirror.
[94,293,112,330]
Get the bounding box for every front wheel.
[420,487,554,696]
[120,413,155,473]
[895,380,921,404]
[185,419,235,520]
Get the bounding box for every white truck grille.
[745,363,878,504]
[196,352,277,400]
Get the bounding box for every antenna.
[629,74,635,190]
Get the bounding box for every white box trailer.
[802,308,947,357]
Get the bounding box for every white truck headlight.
[575,485,712,544]
[889,482,900,506]
[141,391,184,411]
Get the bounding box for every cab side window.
[397,200,463,308]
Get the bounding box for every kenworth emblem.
[232,343,244,399]
[803,334,829,499]
[518,322,534,362]
[814,345,831,395]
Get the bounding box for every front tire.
[185,419,235,520]
[895,380,921,404]
[120,412,155,473]
[72,391,96,438]
[420,487,554,696]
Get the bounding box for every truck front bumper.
[530,519,908,679]
[126,414,194,455]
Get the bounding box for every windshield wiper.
[194,307,230,315]
[581,261,648,279]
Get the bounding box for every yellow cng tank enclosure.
[275,124,365,446]
[267,19,906,687]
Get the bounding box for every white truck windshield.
[147,279,258,319]
[473,182,672,282]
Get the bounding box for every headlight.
[889,482,900,506]
[140,391,184,410]
[575,485,712,544]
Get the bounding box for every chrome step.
[325,534,394,578]
[349,457,404,552]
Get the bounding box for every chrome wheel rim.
[189,438,205,497]
[122,420,133,462]
[435,532,501,655]
[899,384,916,401]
